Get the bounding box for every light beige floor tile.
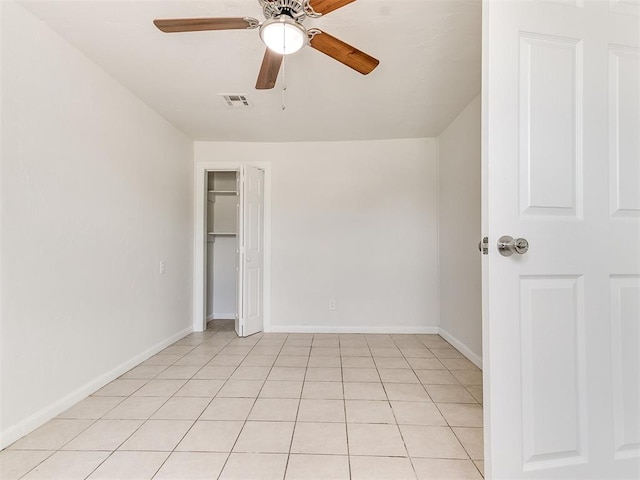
[174,379,224,397]
[120,365,167,379]
[310,347,340,357]
[284,338,312,347]
[347,424,407,457]
[219,453,288,480]
[0,450,54,480]
[415,370,460,385]
[297,399,345,423]
[285,454,349,480]
[231,366,271,381]
[391,401,447,426]
[474,460,484,476]
[102,396,168,420]
[340,347,372,357]
[249,398,299,421]
[369,348,402,357]
[466,386,483,404]
[424,385,478,403]
[453,427,484,460]
[221,346,253,356]
[379,369,420,384]
[151,397,210,420]
[155,365,201,379]
[430,348,465,359]
[312,338,339,347]
[132,379,186,397]
[86,451,169,480]
[119,420,193,451]
[259,381,303,399]
[62,419,143,451]
[307,356,341,368]
[141,354,182,366]
[440,358,480,371]
[93,379,147,397]
[208,355,245,367]
[343,368,380,383]
[233,421,294,453]
[217,380,264,398]
[9,419,93,450]
[176,421,243,452]
[290,422,348,455]
[451,371,483,386]
[200,398,255,421]
[350,456,416,480]
[153,452,227,480]
[280,347,311,356]
[274,356,308,367]
[305,367,342,382]
[437,404,483,427]
[301,381,344,400]
[192,365,236,380]
[57,397,123,419]
[417,336,450,349]
[20,452,109,480]
[408,358,446,370]
[193,365,236,380]
[343,382,387,400]
[268,367,306,381]
[374,357,411,369]
[412,458,482,479]
[161,345,196,355]
[345,400,395,424]
[384,383,431,402]
[341,356,375,368]
[401,349,435,359]
[241,354,278,366]
[400,425,468,459]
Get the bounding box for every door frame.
[193,161,272,333]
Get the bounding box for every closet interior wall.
[206,171,239,323]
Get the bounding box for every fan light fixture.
[260,16,306,55]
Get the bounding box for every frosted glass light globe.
[260,17,306,55]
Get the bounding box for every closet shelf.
[207,190,237,195]
[207,232,237,236]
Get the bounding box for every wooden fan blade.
[153,17,258,33]
[308,0,357,15]
[256,48,283,90]
[309,30,379,75]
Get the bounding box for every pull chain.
[281,27,287,111]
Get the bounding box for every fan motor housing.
[261,0,306,22]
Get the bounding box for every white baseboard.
[210,313,235,321]
[438,327,483,370]
[0,326,192,450]
[267,325,439,334]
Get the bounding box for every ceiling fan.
[153,0,380,90]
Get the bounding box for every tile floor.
[1,321,484,480]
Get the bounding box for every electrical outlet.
[159,261,166,274]
[329,299,336,311]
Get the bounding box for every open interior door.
[483,0,639,478]
[236,165,265,337]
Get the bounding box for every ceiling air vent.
[220,94,252,108]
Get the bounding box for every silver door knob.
[497,235,529,256]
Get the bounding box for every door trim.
[193,161,271,333]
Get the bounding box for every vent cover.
[220,94,253,108]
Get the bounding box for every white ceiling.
[19,0,481,142]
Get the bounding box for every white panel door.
[237,165,265,337]
[483,1,639,478]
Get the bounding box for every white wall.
[0,2,194,448]
[195,139,439,333]
[437,95,482,366]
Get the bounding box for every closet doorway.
[194,163,270,337]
